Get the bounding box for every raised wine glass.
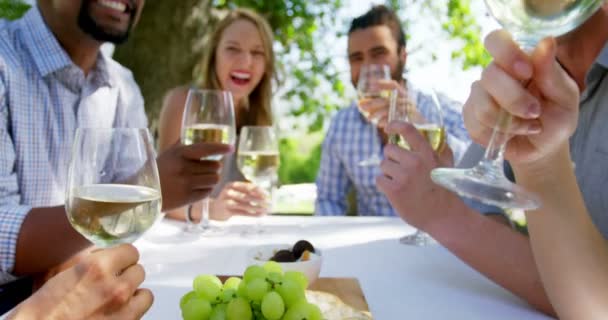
[357,64,392,166]
[430,0,603,210]
[66,128,162,247]
[237,126,280,235]
[181,89,236,234]
[389,80,445,246]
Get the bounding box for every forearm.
[425,198,554,316]
[515,146,608,318]
[14,206,91,276]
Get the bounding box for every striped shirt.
[0,7,147,281]
[315,90,470,216]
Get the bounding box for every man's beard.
[77,0,136,44]
[392,57,405,83]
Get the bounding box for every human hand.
[377,121,462,230]
[359,79,405,129]
[156,142,232,211]
[463,30,579,167]
[10,244,152,320]
[210,182,269,220]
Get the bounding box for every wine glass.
[388,80,444,246]
[65,128,162,248]
[181,89,236,234]
[237,126,280,235]
[357,64,392,166]
[430,0,603,210]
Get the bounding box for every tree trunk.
[113,0,218,135]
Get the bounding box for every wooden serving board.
[309,277,369,312]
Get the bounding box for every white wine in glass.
[357,64,392,166]
[237,150,280,184]
[237,126,280,235]
[430,0,603,210]
[66,128,162,248]
[181,89,236,234]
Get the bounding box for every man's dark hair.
[348,5,407,49]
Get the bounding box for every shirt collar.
[19,6,73,78]
[594,40,608,69]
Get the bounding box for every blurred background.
[0,0,499,214]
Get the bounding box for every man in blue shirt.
[315,5,470,216]
[0,0,230,284]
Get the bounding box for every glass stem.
[473,110,511,181]
[474,39,535,181]
[201,198,210,230]
[371,122,379,160]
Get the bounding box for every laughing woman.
[158,9,276,221]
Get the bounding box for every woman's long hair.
[196,9,276,127]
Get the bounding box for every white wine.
[484,0,603,43]
[357,90,391,124]
[237,151,280,185]
[389,124,446,153]
[67,184,161,247]
[182,124,231,160]
[182,124,230,145]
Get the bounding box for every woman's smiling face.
[215,19,267,106]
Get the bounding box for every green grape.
[276,279,305,308]
[237,280,248,298]
[262,261,283,274]
[246,278,270,302]
[282,301,311,320]
[266,272,283,287]
[226,297,252,320]
[308,303,323,320]
[261,291,285,320]
[181,297,212,320]
[222,288,237,303]
[209,303,227,320]
[194,275,223,302]
[244,265,267,283]
[283,271,308,289]
[180,291,197,310]
[223,277,242,291]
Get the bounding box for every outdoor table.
[137,215,554,320]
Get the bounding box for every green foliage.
[0,0,30,21]
[443,0,491,69]
[278,137,322,185]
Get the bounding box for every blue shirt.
[0,7,147,280]
[315,90,470,216]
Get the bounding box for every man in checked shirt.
[315,5,470,216]
[0,0,230,291]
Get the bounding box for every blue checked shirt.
[315,90,470,216]
[0,7,147,281]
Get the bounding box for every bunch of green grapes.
[180,261,322,320]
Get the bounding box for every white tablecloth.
[136,216,554,320]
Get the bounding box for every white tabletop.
[135,216,554,320]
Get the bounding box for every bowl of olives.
[248,240,322,287]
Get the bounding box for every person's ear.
[399,46,407,65]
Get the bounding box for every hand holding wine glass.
[386,82,447,246]
[430,0,603,210]
[463,32,579,169]
[180,89,236,234]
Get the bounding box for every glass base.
[431,167,541,210]
[358,155,382,167]
[184,224,227,237]
[399,230,436,246]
